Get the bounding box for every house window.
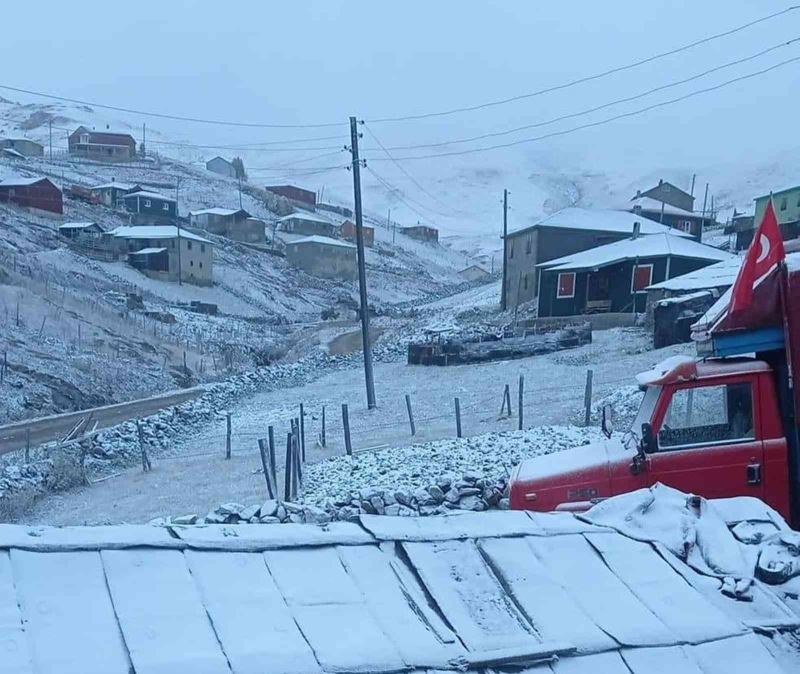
[523,274,529,290]
[144,199,151,208]
[525,236,532,254]
[162,203,169,211]
[199,262,203,268]
[780,197,787,211]
[190,260,194,267]
[509,242,514,259]
[557,272,576,299]
[631,264,654,293]
[200,244,206,253]
[80,133,89,144]
[187,240,193,250]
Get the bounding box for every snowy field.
[22,327,690,524]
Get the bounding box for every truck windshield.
[629,385,661,439]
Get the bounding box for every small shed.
[0,176,63,214]
[278,212,337,237]
[339,219,375,247]
[206,156,236,178]
[537,233,732,317]
[123,190,177,223]
[458,264,491,282]
[285,235,357,280]
[58,222,104,241]
[401,224,439,242]
[0,137,44,157]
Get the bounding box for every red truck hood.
[510,438,630,511]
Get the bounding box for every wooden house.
[400,225,438,242]
[123,190,177,224]
[339,220,374,247]
[68,126,136,160]
[90,181,141,209]
[278,212,337,237]
[0,176,63,214]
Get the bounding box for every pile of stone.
[166,473,510,526]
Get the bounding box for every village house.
[624,197,706,239]
[339,219,375,247]
[206,156,236,178]
[503,207,688,307]
[189,207,265,244]
[0,137,44,157]
[285,235,357,280]
[58,222,104,241]
[108,225,213,285]
[0,176,63,215]
[728,212,756,251]
[68,126,137,160]
[401,224,439,242]
[458,264,491,282]
[536,231,732,318]
[264,184,316,210]
[90,181,141,209]
[753,186,800,243]
[278,212,338,237]
[123,190,177,224]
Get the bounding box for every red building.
[339,220,374,247]
[68,126,137,160]
[0,176,63,214]
[264,184,316,209]
[401,224,439,242]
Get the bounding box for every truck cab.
[509,356,793,522]
[511,255,800,528]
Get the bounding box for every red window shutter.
[557,272,575,298]
[632,265,652,291]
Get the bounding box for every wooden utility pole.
[701,183,709,239]
[175,177,182,286]
[48,120,53,160]
[349,116,376,409]
[501,189,508,311]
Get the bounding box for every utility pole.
[175,177,182,286]
[48,119,53,160]
[349,116,376,409]
[501,188,508,311]
[690,173,696,198]
[142,123,146,156]
[700,182,709,241]
[238,175,243,209]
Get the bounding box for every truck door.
[648,379,764,501]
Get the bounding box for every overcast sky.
[2,1,798,230]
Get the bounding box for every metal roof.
[0,511,795,673]
[109,226,212,244]
[287,235,355,248]
[507,207,691,239]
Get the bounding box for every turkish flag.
[729,198,785,316]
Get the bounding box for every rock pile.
[165,473,510,526]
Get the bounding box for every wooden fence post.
[293,432,303,492]
[268,426,276,482]
[342,403,352,455]
[584,369,594,426]
[518,375,525,431]
[454,397,462,438]
[225,412,232,460]
[24,428,31,463]
[299,403,306,461]
[500,384,512,417]
[405,394,416,436]
[321,406,326,447]
[284,432,293,501]
[136,419,152,472]
[258,438,275,499]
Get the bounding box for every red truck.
[510,254,800,528]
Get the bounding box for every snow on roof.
[286,235,355,248]
[279,211,333,224]
[90,182,137,191]
[128,247,167,255]
[0,176,52,187]
[625,196,697,217]
[59,222,100,230]
[123,190,176,203]
[509,207,691,238]
[109,226,212,244]
[0,509,794,672]
[0,137,43,145]
[647,256,742,292]
[538,233,733,272]
[189,207,247,217]
[1,148,24,158]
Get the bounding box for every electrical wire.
[366,5,800,123]
[366,56,800,161]
[364,37,800,152]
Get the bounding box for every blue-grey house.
[123,190,177,224]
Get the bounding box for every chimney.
[632,221,641,239]
[658,178,663,186]
[636,189,642,198]
[633,204,642,215]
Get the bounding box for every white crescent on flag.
[756,233,770,264]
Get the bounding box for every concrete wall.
[206,158,236,178]
[286,242,356,280]
[115,236,213,285]
[0,139,43,157]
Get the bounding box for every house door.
[586,273,609,301]
[646,380,764,501]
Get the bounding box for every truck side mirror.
[601,405,613,438]
[640,422,657,454]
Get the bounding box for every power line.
[366,56,800,161]
[248,150,346,170]
[364,38,800,152]
[366,5,799,123]
[365,165,441,227]
[0,85,346,129]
